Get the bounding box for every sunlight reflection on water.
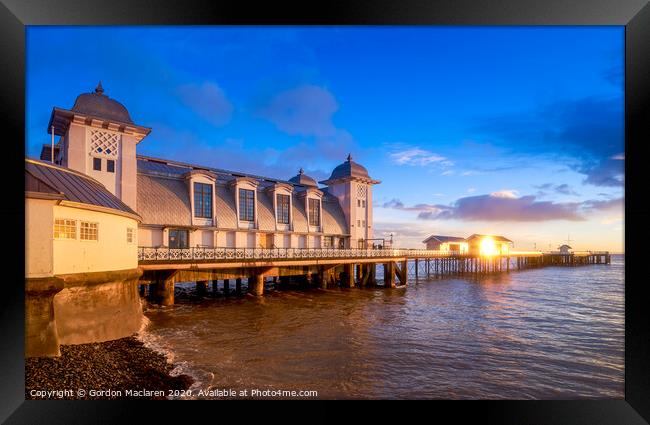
[142,255,624,399]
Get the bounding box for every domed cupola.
[320,154,380,185]
[288,168,318,188]
[70,82,134,124]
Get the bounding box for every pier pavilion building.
[41,83,381,253]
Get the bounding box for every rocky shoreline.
[25,336,194,400]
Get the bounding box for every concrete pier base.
[53,268,144,346]
[248,275,265,296]
[25,277,65,357]
[153,279,175,306]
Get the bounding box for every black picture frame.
[1,0,648,423]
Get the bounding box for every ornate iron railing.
[137,247,609,263]
[137,246,460,263]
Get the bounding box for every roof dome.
[327,153,370,181]
[71,82,134,124]
[288,168,318,187]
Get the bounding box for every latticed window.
[357,183,367,199]
[308,198,320,226]
[126,228,135,244]
[89,130,120,158]
[276,194,290,224]
[80,222,98,241]
[194,182,213,218]
[54,219,76,239]
[239,188,255,221]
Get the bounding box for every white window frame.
[80,221,99,241]
[54,218,77,240]
[126,227,135,244]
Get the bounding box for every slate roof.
[423,235,467,244]
[466,234,513,243]
[25,158,139,218]
[136,155,349,235]
[137,174,191,226]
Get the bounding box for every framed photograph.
[2,0,648,422]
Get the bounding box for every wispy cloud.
[490,190,518,199]
[383,193,624,223]
[582,197,624,212]
[534,183,579,196]
[389,147,450,167]
[383,193,586,222]
[177,82,233,126]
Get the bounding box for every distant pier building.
[422,235,468,254]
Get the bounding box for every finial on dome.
[299,167,304,174]
[95,81,104,95]
[347,153,352,162]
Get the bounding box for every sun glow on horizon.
[480,237,499,257]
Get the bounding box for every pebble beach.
[25,336,193,400]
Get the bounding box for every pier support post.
[369,263,377,286]
[415,259,419,280]
[384,262,396,288]
[153,279,174,306]
[196,280,208,297]
[235,278,242,295]
[342,264,355,288]
[398,260,408,286]
[317,266,328,289]
[248,274,265,296]
[223,279,230,296]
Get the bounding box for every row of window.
[357,199,366,208]
[356,220,367,228]
[166,228,341,249]
[92,157,115,173]
[53,218,135,243]
[193,183,321,226]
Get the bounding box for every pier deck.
[136,247,610,305]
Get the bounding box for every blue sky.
[26,26,624,251]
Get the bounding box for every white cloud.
[389,148,447,166]
[490,189,519,199]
